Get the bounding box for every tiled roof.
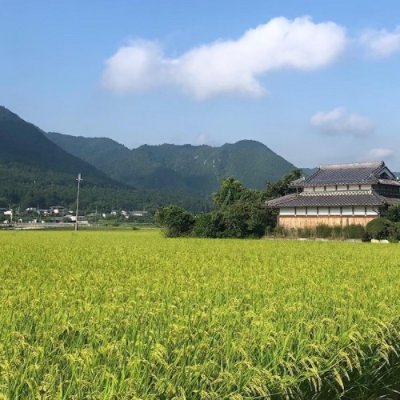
[386,197,400,206]
[378,179,400,186]
[295,161,392,187]
[266,191,388,208]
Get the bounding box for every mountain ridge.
[46,132,296,194]
[0,105,112,181]
[0,105,213,211]
[0,104,297,211]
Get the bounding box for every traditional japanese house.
[266,161,400,229]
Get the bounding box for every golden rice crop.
[1,231,400,399]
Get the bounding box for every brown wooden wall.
[278,215,377,229]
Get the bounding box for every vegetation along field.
[1,231,400,399]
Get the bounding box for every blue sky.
[1,0,400,169]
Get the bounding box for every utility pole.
[75,173,82,231]
[9,204,13,225]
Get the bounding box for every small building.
[130,210,149,217]
[267,161,400,229]
[50,205,65,216]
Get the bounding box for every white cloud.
[310,107,373,137]
[102,41,169,93]
[360,26,400,57]
[366,148,395,161]
[102,16,347,99]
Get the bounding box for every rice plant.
[0,231,400,399]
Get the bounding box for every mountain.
[0,106,210,211]
[46,133,296,194]
[0,105,297,212]
[44,132,131,174]
[0,106,109,180]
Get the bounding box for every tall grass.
[0,231,400,398]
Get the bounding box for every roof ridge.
[319,161,384,170]
[301,190,372,196]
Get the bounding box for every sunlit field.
[1,231,400,399]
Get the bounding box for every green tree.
[193,177,277,238]
[155,205,195,237]
[386,205,400,223]
[193,213,221,238]
[265,169,302,199]
[213,177,247,209]
[366,218,392,240]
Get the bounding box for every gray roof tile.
[266,191,388,207]
[296,161,393,186]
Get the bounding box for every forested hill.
[0,104,296,211]
[0,106,108,180]
[0,106,211,211]
[46,132,296,193]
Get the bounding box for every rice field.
[1,231,400,399]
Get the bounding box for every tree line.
[155,170,301,238]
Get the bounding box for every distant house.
[131,210,148,217]
[266,161,400,229]
[111,210,149,219]
[50,206,65,216]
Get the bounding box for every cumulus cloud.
[366,148,395,161]
[310,107,373,137]
[102,16,347,99]
[360,26,400,57]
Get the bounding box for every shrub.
[332,226,343,239]
[386,205,400,223]
[273,226,287,237]
[193,213,218,238]
[288,228,297,238]
[343,224,365,239]
[155,205,195,237]
[316,224,332,238]
[264,225,274,236]
[388,222,400,243]
[362,231,372,242]
[366,218,393,240]
[297,227,313,238]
